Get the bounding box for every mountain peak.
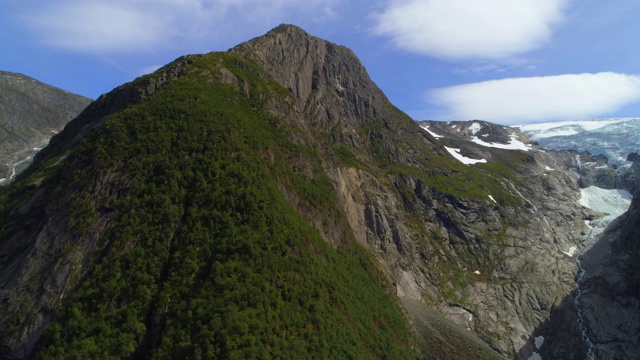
[231,23,361,103]
[230,24,419,148]
[269,23,311,36]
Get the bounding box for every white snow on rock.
[420,124,443,139]
[488,195,497,203]
[473,270,481,275]
[444,146,487,165]
[469,122,482,135]
[470,134,532,151]
[579,186,633,243]
[579,186,632,218]
[562,246,578,257]
[526,336,546,360]
[545,166,554,171]
[528,352,542,360]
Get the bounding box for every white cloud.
[373,0,570,60]
[24,2,169,52]
[21,0,341,54]
[428,72,640,124]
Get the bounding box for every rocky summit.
[0,25,638,359]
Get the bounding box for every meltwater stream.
[571,186,633,360]
[574,257,596,360]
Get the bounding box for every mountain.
[519,118,640,167]
[0,71,91,183]
[1,25,637,359]
[515,119,640,359]
[519,118,640,194]
[420,119,640,359]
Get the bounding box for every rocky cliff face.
[520,153,640,360]
[232,28,600,357]
[427,121,639,359]
[0,25,633,359]
[0,71,91,182]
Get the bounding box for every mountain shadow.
[516,182,640,359]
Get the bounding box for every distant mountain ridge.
[0,70,91,183]
[518,118,640,167]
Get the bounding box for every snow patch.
[579,186,632,217]
[488,195,496,203]
[473,270,481,275]
[469,122,482,135]
[420,125,443,139]
[562,246,578,257]
[545,166,554,171]
[444,146,487,165]
[470,134,531,151]
[579,186,632,243]
[528,352,542,360]
[535,336,545,349]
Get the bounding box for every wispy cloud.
[23,2,169,53]
[452,59,538,75]
[428,72,640,124]
[373,0,570,60]
[20,0,342,54]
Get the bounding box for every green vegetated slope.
[0,27,533,359]
[1,55,415,359]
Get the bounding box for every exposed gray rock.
[575,151,624,189]
[1,25,634,360]
[234,27,597,357]
[0,71,91,182]
[516,144,640,360]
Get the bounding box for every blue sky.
[2,0,640,125]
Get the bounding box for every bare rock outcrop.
[2,25,630,359]
[232,26,593,356]
[0,71,91,182]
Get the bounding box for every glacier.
[518,118,640,166]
